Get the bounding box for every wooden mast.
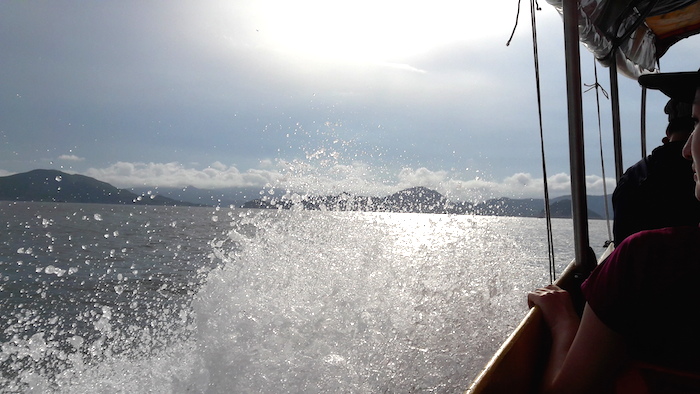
[562,0,596,271]
[609,55,625,181]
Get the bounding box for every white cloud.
[379,62,427,74]
[84,162,284,189]
[397,167,448,188]
[58,154,85,162]
[209,161,228,171]
[259,159,274,169]
[81,161,617,203]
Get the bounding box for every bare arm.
[528,285,627,394]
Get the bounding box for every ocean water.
[0,201,611,393]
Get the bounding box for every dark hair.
[666,118,695,136]
[664,99,694,137]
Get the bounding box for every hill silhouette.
[1,169,613,218]
[0,169,198,206]
[546,198,603,219]
[242,186,612,219]
[242,186,460,214]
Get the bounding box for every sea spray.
[189,210,547,392]
[1,202,611,392]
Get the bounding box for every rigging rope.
[511,0,556,283]
[583,60,613,243]
[529,0,556,284]
[505,0,522,47]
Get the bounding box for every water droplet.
[67,336,84,349]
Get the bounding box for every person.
[612,98,700,246]
[528,68,700,394]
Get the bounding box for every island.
[0,169,611,218]
[0,169,199,206]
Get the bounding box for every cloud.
[379,62,427,74]
[390,168,614,202]
[81,161,616,203]
[84,162,284,189]
[58,154,85,162]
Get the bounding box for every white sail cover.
[546,0,700,78]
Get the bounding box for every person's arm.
[528,285,627,394]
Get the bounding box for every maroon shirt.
[581,226,700,371]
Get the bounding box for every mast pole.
[609,55,625,181]
[641,87,648,158]
[562,0,594,270]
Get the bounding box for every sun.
[254,0,506,65]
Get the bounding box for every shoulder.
[590,226,700,290]
[582,226,700,334]
[647,142,690,170]
[616,158,649,189]
[623,226,700,248]
[585,226,700,293]
[610,227,699,267]
[621,158,648,177]
[650,140,685,155]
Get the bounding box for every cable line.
[584,60,613,244]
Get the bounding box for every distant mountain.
[129,185,270,207]
[584,194,614,220]
[1,169,616,218]
[381,187,454,213]
[0,169,199,206]
[241,187,613,219]
[242,186,458,213]
[544,195,613,219]
[546,198,602,219]
[472,197,543,217]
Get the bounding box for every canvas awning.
[546,0,700,78]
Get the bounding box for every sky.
[1,1,699,202]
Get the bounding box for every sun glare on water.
[255,1,508,65]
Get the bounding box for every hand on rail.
[528,285,580,332]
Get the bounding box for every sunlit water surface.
[0,202,610,393]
